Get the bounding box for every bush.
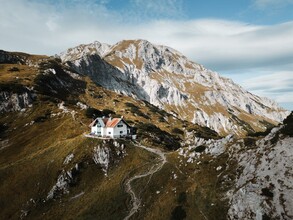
[34,116,47,123]
[34,112,51,123]
[0,83,28,93]
[172,128,184,135]
[136,123,181,150]
[92,94,103,99]
[66,99,78,105]
[126,120,134,125]
[261,187,274,198]
[194,145,206,153]
[8,67,20,72]
[187,125,220,140]
[158,116,166,122]
[125,102,137,108]
[0,124,9,137]
[281,112,293,137]
[85,108,103,119]
[143,100,166,116]
[262,214,271,220]
[177,192,187,204]
[248,130,271,137]
[243,138,256,147]
[102,109,115,116]
[125,102,149,119]
[171,206,186,220]
[38,95,59,103]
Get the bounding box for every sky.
[1,0,293,110]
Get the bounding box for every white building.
[90,117,135,139]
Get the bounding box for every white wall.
[106,127,114,138]
[101,127,106,137]
[113,122,128,137]
[91,126,102,135]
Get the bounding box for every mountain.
[60,39,289,136]
[0,49,292,220]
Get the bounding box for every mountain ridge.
[60,39,289,136]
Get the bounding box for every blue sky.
[1,0,293,110]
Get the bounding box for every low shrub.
[177,192,187,204]
[136,123,181,150]
[34,112,51,123]
[261,187,274,198]
[194,145,206,153]
[171,206,186,220]
[85,108,103,119]
[102,109,115,116]
[243,138,256,147]
[171,128,184,136]
[125,102,150,119]
[281,112,293,137]
[0,124,9,137]
[158,116,166,122]
[8,67,20,72]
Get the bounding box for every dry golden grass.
[0,55,200,219]
[105,40,144,70]
[0,64,39,87]
[0,51,239,220]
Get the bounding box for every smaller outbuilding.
[89,116,136,139]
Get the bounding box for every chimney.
[109,114,112,121]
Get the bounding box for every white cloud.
[1,1,292,71]
[0,0,292,109]
[243,71,293,103]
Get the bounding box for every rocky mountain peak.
[60,41,111,62]
[103,39,203,75]
[60,39,289,136]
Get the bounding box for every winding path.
[124,144,167,220]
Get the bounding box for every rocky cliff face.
[0,89,35,113]
[60,39,289,135]
[227,113,293,219]
[178,112,293,220]
[0,50,24,64]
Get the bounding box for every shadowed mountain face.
[60,39,289,136]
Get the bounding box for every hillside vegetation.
[0,51,224,219]
[1,50,291,220]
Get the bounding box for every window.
[117,124,123,127]
[108,132,111,134]
[94,122,101,127]
[120,131,123,134]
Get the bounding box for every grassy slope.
[0,53,230,220]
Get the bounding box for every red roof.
[105,118,121,128]
[90,117,129,128]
